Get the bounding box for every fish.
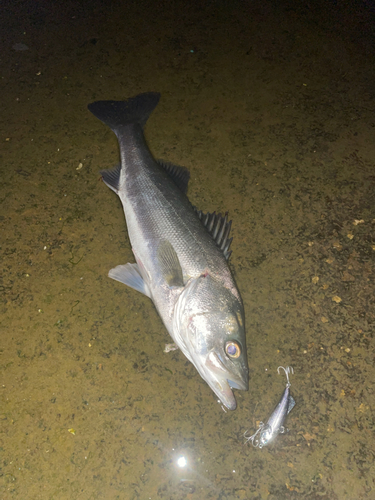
[88,92,249,410]
[244,366,295,447]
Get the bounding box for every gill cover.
[173,273,248,410]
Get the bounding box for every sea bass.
[88,93,249,410]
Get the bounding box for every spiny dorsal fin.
[157,160,190,194]
[195,209,233,260]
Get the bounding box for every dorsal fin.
[195,209,233,260]
[157,160,190,194]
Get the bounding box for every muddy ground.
[1,0,374,499]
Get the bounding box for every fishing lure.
[244,366,295,448]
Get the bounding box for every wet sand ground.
[1,1,374,498]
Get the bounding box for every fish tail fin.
[88,92,160,131]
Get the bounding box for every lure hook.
[244,366,296,448]
[277,365,294,387]
[244,422,264,448]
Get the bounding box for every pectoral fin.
[108,263,151,298]
[157,240,184,287]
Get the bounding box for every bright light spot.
[177,456,187,468]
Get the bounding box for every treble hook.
[244,422,264,448]
[277,366,294,387]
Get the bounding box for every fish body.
[88,93,249,410]
[245,366,295,447]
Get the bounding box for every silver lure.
[244,366,295,448]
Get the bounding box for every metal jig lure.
[244,366,295,448]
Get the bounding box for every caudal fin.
[88,92,160,132]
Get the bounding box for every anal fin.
[101,163,121,193]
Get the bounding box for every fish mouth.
[203,351,248,410]
[228,378,248,390]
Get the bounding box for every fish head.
[173,274,249,410]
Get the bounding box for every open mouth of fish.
[203,351,248,410]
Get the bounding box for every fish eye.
[225,341,241,358]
